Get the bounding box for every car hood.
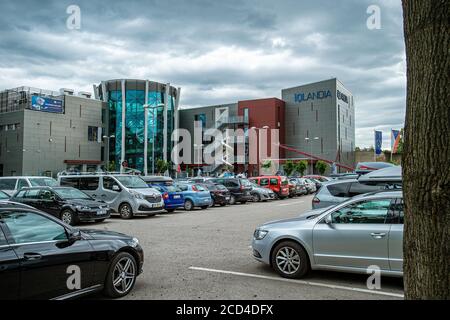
[261,208,328,227]
[81,229,133,241]
[64,199,107,207]
[129,188,160,196]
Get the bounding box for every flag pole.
[390,129,393,163]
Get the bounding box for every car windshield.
[115,176,148,189]
[240,179,253,187]
[216,185,228,191]
[166,185,182,192]
[54,188,91,200]
[29,178,58,187]
[0,191,9,200]
[204,184,217,191]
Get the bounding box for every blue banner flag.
[375,130,383,156]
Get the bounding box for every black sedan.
[201,183,231,206]
[10,186,110,226]
[0,201,143,300]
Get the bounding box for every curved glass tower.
[96,80,180,173]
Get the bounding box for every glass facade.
[102,80,176,172]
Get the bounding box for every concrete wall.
[0,112,24,176]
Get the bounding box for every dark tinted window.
[270,178,278,186]
[38,189,54,200]
[0,179,17,190]
[177,184,188,191]
[60,178,79,189]
[225,180,239,188]
[24,189,41,199]
[260,178,269,186]
[348,183,383,197]
[79,177,99,191]
[1,211,67,244]
[327,182,351,197]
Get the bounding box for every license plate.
[226,197,230,200]
[173,195,181,199]
[152,203,162,208]
[97,209,107,215]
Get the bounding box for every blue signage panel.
[31,96,64,113]
[294,90,332,103]
[375,130,383,156]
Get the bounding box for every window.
[59,178,79,189]
[88,126,101,142]
[17,179,29,190]
[24,189,41,199]
[14,190,26,198]
[330,199,392,224]
[79,177,99,191]
[15,123,21,130]
[225,180,239,188]
[327,182,351,197]
[39,189,54,200]
[393,199,404,224]
[270,178,279,186]
[103,177,121,191]
[1,211,67,244]
[348,183,383,197]
[260,178,269,186]
[0,179,17,190]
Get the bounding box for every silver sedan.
[252,191,403,278]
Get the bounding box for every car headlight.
[254,229,269,240]
[75,205,91,211]
[130,237,140,248]
[131,191,145,199]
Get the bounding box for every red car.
[250,176,290,199]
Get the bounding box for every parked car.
[249,182,272,202]
[252,191,404,279]
[303,175,332,183]
[308,178,323,191]
[10,186,111,226]
[312,179,384,209]
[329,173,360,180]
[148,184,184,213]
[0,201,143,299]
[201,183,231,206]
[58,174,164,219]
[301,178,317,194]
[0,176,58,196]
[209,178,253,205]
[355,162,395,175]
[0,190,10,201]
[250,176,290,199]
[141,175,174,186]
[358,166,402,189]
[289,178,308,196]
[175,183,213,210]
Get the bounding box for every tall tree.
[402,0,449,299]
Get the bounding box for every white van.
[0,176,58,196]
[58,174,164,219]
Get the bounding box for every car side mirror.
[67,229,82,243]
[324,215,333,225]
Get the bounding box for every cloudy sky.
[0,0,406,148]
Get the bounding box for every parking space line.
[278,201,305,206]
[189,266,404,298]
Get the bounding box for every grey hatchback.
[252,191,404,279]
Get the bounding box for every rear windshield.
[327,182,351,197]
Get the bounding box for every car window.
[166,186,181,192]
[0,227,7,245]
[331,199,392,224]
[194,184,206,191]
[225,180,239,188]
[79,177,99,191]
[59,178,80,189]
[28,178,58,187]
[260,178,269,186]
[270,178,278,186]
[17,179,29,190]
[0,179,17,190]
[327,182,351,197]
[0,191,10,200]
[1,211,67,244]
[103,177,121,191]
[348,183,383,197]
[39,190,54,200]
[393,199,404,224]
[177,184,188,191]
[25,189,41,199]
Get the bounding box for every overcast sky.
[0,0,406,148]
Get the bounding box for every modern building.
[0,86,106,177]
[282,78,355,173]
[94,80,181,174]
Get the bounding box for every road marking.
[189,266,404,298]
[278,201,305,206]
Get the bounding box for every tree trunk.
[401,1,450,299]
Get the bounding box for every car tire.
[229,195,236,205]
[271,241,310,279]
[103,252,138,298]
[119,203,133,219]
[201,206,208,210]
[60,209,79,226]
[184,200,194,211]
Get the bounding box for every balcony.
[215,115,249,129]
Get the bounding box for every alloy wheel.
[275,247,301,275]
[61,211,73,225]
[112,257,136,294]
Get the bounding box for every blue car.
[175,183,213,211]
[146,184,184,213]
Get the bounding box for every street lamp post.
[144,103,164,176]
[103,135,115,171]
[305,136,319,175]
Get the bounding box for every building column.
[120,79,126,173]
[144,80,149,175]
[173,87,181,171]
[163,83,170,162]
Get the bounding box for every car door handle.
[370,233,386,239]
[23,253,42,261]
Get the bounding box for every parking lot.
[80,195,404,300]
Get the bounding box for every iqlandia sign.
[294,90,332,103]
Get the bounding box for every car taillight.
[313,197,320,204]
[163,193,169,200]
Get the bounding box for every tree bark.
[402,1,450,299]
